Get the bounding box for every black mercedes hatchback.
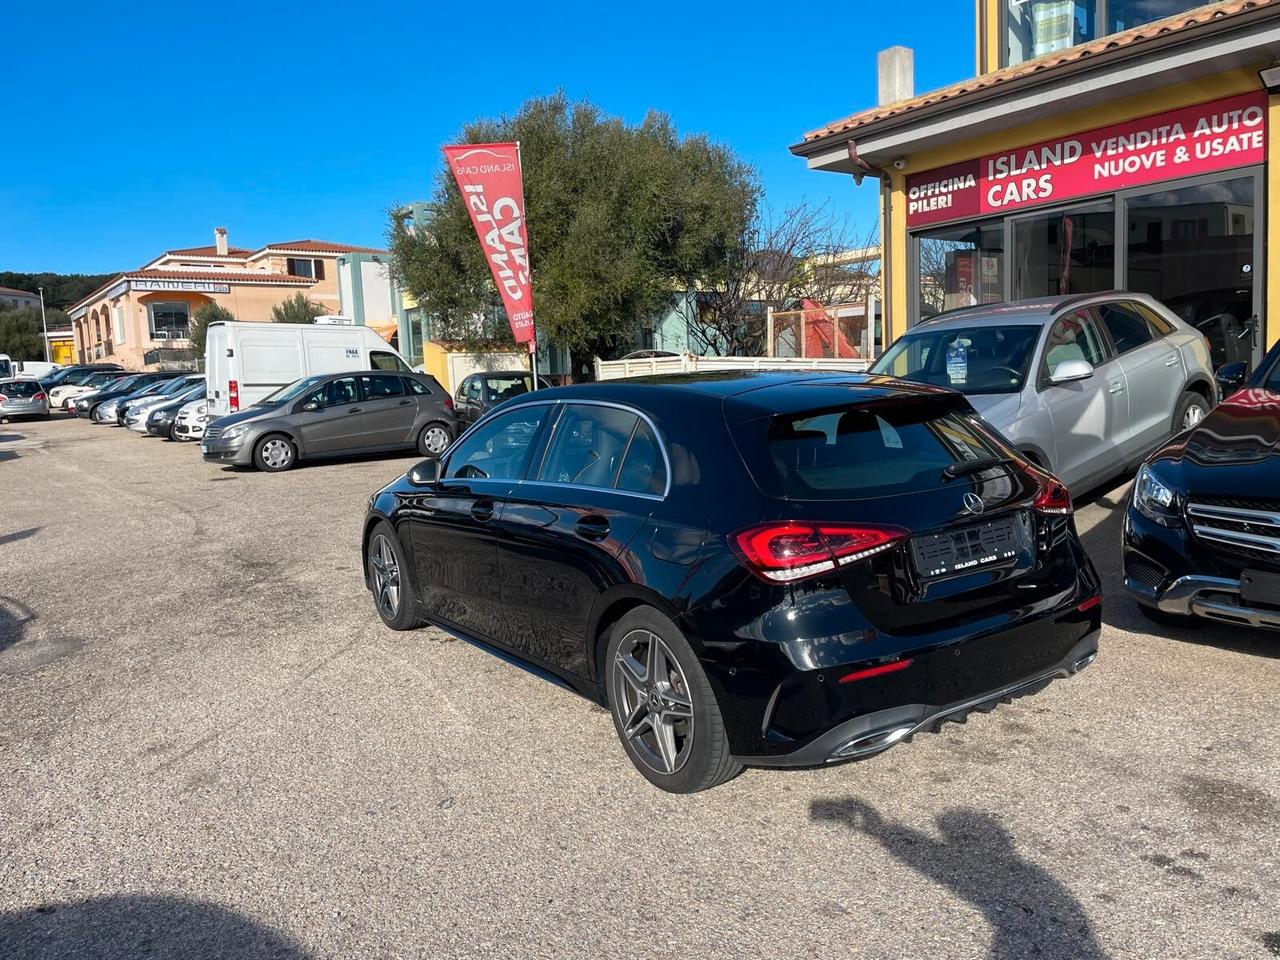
[362,372,1101,792]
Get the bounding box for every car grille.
[1124,554,1166,591]
[204,427,222,441]
[1186,500,1280,559]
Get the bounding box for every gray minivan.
[201,371,456,472]
[871,293,1217,493]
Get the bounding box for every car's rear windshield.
[870,324,1041,395]
[744,398,1008,501]
[1,380,40,398]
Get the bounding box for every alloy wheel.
[613,629,695,775]
[369,535,400,618]
[260,438,293,470]
[1182,404,1206,430]
[422,425,450,455]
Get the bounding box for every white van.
[205,321,411,416]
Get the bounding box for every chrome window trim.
[441,397,673,500]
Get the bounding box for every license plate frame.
[910,511,1033,581]
[1240,569,1280,609]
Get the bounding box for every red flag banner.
[442,142,535,344]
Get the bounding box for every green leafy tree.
[189,303,234,359]
[272,293,325,324]
[0,273,115,311]
[389,93,758,374]
[0,307,47,360]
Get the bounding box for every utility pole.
[37,287,50,363]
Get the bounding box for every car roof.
[502,371,960,419]
[914,291,1162,329]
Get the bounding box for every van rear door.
[206,326,230,416]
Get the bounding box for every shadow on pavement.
[1076,480,1280,660]
[811,798,1109,960]
[0,894,310,959]
[0,527,40,547]
[0,595,35,654]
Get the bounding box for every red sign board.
[442,142,535,344]
[906,92,1267,229]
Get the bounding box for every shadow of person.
[0,894,310,959]
[811,798,1110,960]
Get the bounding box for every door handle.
[575,515,611,542]
[1164,355,1179,367]
[348,406,363,413]
[398,399,412,406]
[470,500,494,522]
[1108,382,1125,395]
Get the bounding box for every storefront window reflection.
[916,220,1004,318]
[1011,202,1114,299]
[1005,1,1204,66]
[1126,176,1256,368]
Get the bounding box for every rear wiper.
[943,456,1013,480]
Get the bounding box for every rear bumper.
[744,631,1098,766]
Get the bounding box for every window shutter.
[287,258,298,276]
[314,259,325,280]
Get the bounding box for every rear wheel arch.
[588,587,685,694]
[1019,446,1049,470]
[1184,377,1213,406]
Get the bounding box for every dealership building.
[791,0,1280,370]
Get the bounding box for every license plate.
[910,512,1033,580]
[1240,569,1280,609]
[201,444,210,455]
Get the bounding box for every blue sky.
[0,2,973,274]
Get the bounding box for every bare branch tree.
[690,202,880,356]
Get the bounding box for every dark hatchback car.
[1124,340,1280,630]
[75,372,180,419]
[454,370,552,427]
[203,371,456,472]
[362,373,1102,792]
[38,363,124,391]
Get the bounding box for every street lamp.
[37,287,50,363]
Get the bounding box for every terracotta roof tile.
[799,0,1277,145]
[259,239,388,255]
[164,245,253,258]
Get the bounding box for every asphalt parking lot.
[2,415,1279,960]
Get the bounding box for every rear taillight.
[443,395,454,412]
[731,522,907,583]
[228,379,240,412]
[33,392,46,402]
[0,395,7,403]
[1022,464,1073,516]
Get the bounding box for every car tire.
[1173,392,1210,434]
[417,421,452,458]
[1136,601,1203,629]
[603,606,742,793]
[253,434,297,473]
[89,405,105,423]
[367,520,421,631]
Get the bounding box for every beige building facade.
[68,229,386,369]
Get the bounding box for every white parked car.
[128,384,204,434]
[173,398,209,441]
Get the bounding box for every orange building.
[67,229,386,369]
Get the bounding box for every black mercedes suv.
[1124,340,1280,630]
[363,372,1102,792]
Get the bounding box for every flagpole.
[516,139,539,391]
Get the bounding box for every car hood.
[1149,387,1280,496]
[208,403,282,431]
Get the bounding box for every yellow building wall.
[49,338,75,365]
[977,0,1001,75]
[420,342,452,390]
[883,68,1273,347]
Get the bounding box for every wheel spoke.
[646,633,664,685]
[660,689,693,719]
[621,701,651,740]
[617,649,648,690]
[651,715,678,772]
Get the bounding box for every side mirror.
[408,458,442,486]
[1215,361,1248,397]
[1049,359,1094,385]
[302,400,322,412]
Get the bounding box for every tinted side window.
[370,350,409,372]
[445,406,548,481]
[360,374,403,399]
[405,377,432,396]
[537,404,639,489]
[1044,310,1107,378]
[486,375,532,404]
[1133,302,1175,337]
[1098,303,1155,355]
[616,420,668,496]
[324,377,359,407]
[464,378,483,401]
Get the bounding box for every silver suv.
[871,293,1216,493]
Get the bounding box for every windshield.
[106,375,144,393]
[259,375,327,405]
[871,324,1041,395]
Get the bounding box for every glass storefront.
[911,169,1263,366]
[1004,2,1207,66]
